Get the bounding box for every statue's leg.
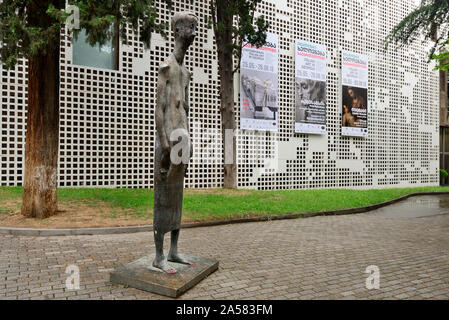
[160,150,170,174]
[168,229,195,266]
[152,230,177,274]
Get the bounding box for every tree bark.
[113,16,120,70]
[216,3,237,189]
[440,69,448,126]
[21,46,60,219]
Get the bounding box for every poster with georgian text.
[295,40,327,134]
[240,33,279,132]
[341,51,368,138]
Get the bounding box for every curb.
[1,191,448,237]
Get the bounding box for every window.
[72,27,118,70]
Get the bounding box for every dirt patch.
[0,198,220,229]
[0,199,155,229]
[0,189,257,229]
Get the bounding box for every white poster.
[240,33,279,132]
[341,51,368,138]
[295,40,327,134]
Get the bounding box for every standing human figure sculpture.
[153,12,198,274]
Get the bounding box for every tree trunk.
[21,46,60,219]
[440,69,448,126]
[216,4,237,189]
[113,16,120,71]
[219,67,237,189]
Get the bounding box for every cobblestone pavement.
[1,206,449,300]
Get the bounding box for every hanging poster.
[294,40,327,134]
[341,51,368,137]
[240,33,279,132]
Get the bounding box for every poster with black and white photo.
[341,51,368,138]
[240,33,279,132]
[295,40,327,134]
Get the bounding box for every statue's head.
[171,11,198,46]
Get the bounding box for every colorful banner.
[294,40,327,134]
[341,51,368,137]
[240,33,279,132]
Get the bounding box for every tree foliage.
[432,39,449,70]
[385,0,449,70]
[208,0,270,73]
[0,0,171,69]
[0,1,63,68]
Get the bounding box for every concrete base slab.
[110,253,219,298]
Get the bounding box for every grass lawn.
[0,186,448,228]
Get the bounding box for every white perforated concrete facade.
[0,0,440,189]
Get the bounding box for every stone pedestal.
[110,253,219,298]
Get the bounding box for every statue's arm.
[156,65,170,151]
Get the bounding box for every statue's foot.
[168,253,195,267]
[152,259,176,274]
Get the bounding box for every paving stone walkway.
[1,196,449,300]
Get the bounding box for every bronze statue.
[152,11,198,274]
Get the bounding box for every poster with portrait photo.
[295,40,327,134]
[240,33,279,132]
[341,51,368,137]
[342,85,368,130]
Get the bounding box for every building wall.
[0,0,440,189]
